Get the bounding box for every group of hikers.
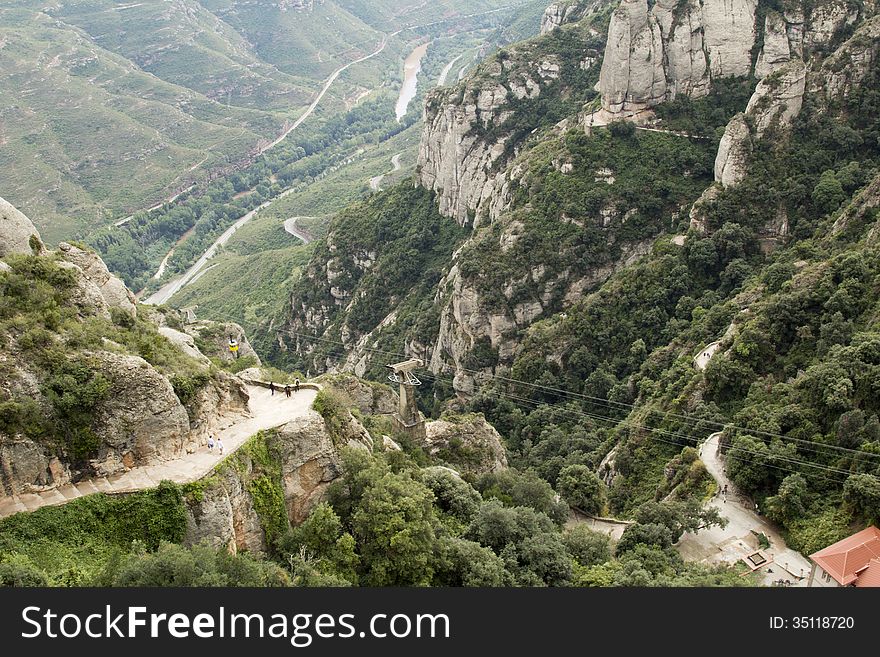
[268,379,300,398]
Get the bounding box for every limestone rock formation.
[541,0,601,33]
[159,327,212,364]
[595,0,871,119]
[418,65,515,227]
[811,16,880,105]
[185,408,372,553]
[87,352,193,475]
[756,11,795,78]
[714,114,753,188]
[184,459,268,554]
[423,414,508,477]
[186,370,250,446]
[803,0,862,52]
[598,0,758,118]
[55,260,113,320]
[0,240,250,497]
[184,320,262,365]
[0,196,43,258]
[430,238,653,392]
[418,40,572,226]
[714,59,807,187]
[57,242,138,317]
[315,373,397,416]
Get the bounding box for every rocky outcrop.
[87,352,192,475]
[803,0,862,53]
[598,0,758,118]
[315,373,397,416]
[186,370,250,443]
[159,327,211,363]
[418,32,581,226]
[430,238,653,392]
[811,16,880,106]
[183,320,261,365]
[185,408,372,553]
[596,0,871,119]
[714,59,807,187]
[0,238,250,497]
[57,242,137,317]
[541,0,602,34]
[756,11,795,78]
[418,62,519,226]
[0,196,43,258]
[714,114,753,188]
[423,414,508,477]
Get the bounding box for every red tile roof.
[855,559,880,588]
[810,526,880,586]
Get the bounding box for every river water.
[395,42,429,122]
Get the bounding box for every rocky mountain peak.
[0,196,43,258]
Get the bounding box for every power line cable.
[280,329,880,461]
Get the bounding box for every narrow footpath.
[0,386,317,519]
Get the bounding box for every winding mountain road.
[0,386,317,519]
[283,216,315,244]
[369,152,403,191]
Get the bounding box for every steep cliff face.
[714,59,807,187]
[185,408,372,554]
[596,0,873,119]
[417,17,605,227]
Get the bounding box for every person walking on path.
[207,435,215,452]
[269,382,275,396]
[284,385,291,398]
[217,438,224,455]
[294,378,300,394]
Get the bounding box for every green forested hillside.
[479,50,880,553]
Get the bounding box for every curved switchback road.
[283,216,315,244]
[369,152,403,191]
[0,386,317,519]
[141,39,393,306]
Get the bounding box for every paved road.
[142,197,275,305]
[677,432,812,585]
[369,152,403,191]
[283,216,315,244]
[437,53,465,86]
[0,386,317,519]
[261,35,391,154]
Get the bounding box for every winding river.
[395,42,429,122]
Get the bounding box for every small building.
[808,526,880,587]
